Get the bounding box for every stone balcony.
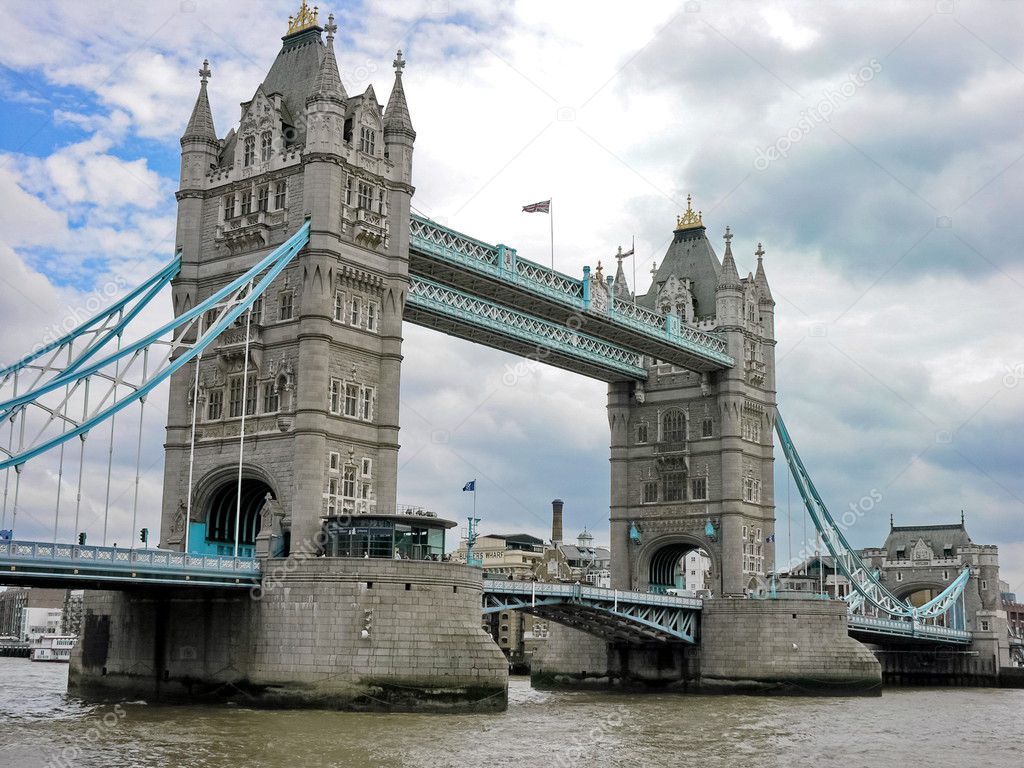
[653,440,689,471]
[216,209,287,253]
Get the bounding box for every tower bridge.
[0,4,1016,709]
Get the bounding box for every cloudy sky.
[0,1,1021,590]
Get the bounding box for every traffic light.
[77,532,86,545]
[139,528,149,545]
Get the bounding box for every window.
[980,620,990,632]
[342,465,357,499]
[636,422,648,444]
[366,302,378,332]
[350,296,362,326]
[260,130,272,162]
[662,411,685,444]
[249,296,263,326]
[343,117,353,143]
[240,190,252,216]
[327,477,339,515]
[278,291,293,321]
[702,418,713,438]
[357,181,373,210]
[642,481,657,504]
[664,472,686,502]
[329,379,342,414]
[942,570,949,581]
[262,381,279,413]
[274,180,286,209]
[360,387,373,421]
[256,185,269,212]
[742,417,761,442]
[981,580,988,591]
[378,188,386,215]
[361,458,373,477]
[359,126,375,155]
[691,477,708,501]
[224,194,236,220]
[345,384,359,417]
[207,389,223,420]
[243,135,255,166]
[896,571,903,582]
[743,477,761,504]
[334,291,346,322]
[345,175,353,206]
[329,452,340,472]
[228,374,256,418]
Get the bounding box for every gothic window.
[642,481,657,504]
[378,188,386,215]
[366,301,378,332]
[243,135,255,166]
[691,477,708,501]
[663,472,686,502]
[329,379,342,414]
[260,130,272,162]
[357,181,373,210]
[361,458,373,477]
[228,374,256,418]
[343,117,354,143]
[344,383,359,417]
[359,126,376,155]
[224,194,235,220]
[662,411,686,444]
[743,477,761,504]
[327,477,339,515]
[334,291,346,322]
[360,387,374,421]
[636,422,648,444]
[240,190,252,216]
[262,381,279,413]
[342,465,357,498]
[345,176,353,206]
[702,418,713,438]
[329,452,340,472]
[207,389,223,420]
[350,296,362,326]
[249,296,262,326]
[256,185,269,212]
[278,291,293,321]
[272,180,286,209]
[742,417,761,442]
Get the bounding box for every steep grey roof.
[754,247,773,302]
[717,231,742,291]
[183,79,217,142]
[261,27,325,143]
[309,32,346,104]
[883,523,973,555]
[384,62,415,137]
[639,226,721,318]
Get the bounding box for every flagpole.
[549,198,555,269]
[631,235,636,304]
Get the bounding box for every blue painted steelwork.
[482,579,701,643]
[0,223,310,471]
[776,411,970,623]
[848,615,971,644]
[407,276,647,380]
[409,215,733,368]
[0,539,260,588]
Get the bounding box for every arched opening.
[648,543,711,595]
[898,584,956,627]
[662,410,686,444]
[203,478,272,557]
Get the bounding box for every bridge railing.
[848,614,971,642]
[0,540,261,575]
[483,578,704,610]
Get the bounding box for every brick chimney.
[551,499,564,546]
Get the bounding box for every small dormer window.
[359,126,375,155]
[260,130,272,162]
[243,135,255,166]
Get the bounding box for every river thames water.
[0,657,1021,768]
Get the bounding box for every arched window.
[662,411,686,444]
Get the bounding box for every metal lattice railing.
[514,259,585,299]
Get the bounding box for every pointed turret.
[384,50,416,139]
[754,243,773,303]
[182,59,217,143]
[717,226,742,290]
[308,14,347,104]
[612,246,632,301]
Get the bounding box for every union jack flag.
[521,199,551,214]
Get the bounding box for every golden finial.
[674,193,704,231]
[287,1,320,35]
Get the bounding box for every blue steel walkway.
[0,539,260,589]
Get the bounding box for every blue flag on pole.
[462,480,476,492]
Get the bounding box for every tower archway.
[644,538,714,595]
[199,475,274,557]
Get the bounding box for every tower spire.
[384,49,415,138]
[754,242,773,302]
[717,226,741,290]
[308,13,346,103]
[183,59,217,142]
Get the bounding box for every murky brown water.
[0,657,1021,767]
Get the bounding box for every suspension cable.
[101,324,123,546]
[72,379,90,543]
[1,370,17,528]
[129,347,148,550]
[234,297,254,560]
[184,351,202,557]
[53,345,74,543]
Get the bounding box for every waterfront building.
[0,588,67,640]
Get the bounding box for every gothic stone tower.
[161,11,414,554]
[608,199,777,597]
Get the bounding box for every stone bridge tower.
[608,199,777,596]
[161,10,414,555]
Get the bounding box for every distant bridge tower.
[161,12,415,555]
[608,199,777,596]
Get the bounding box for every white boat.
[29,634,75,662]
